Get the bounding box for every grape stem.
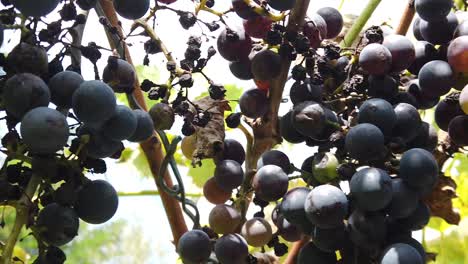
[1,174,40,264]
[395,0,415,35]
[340,0,383,47]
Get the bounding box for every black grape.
[345,123,385,161]
[275,215,302,242]
[300,157,320,187]
[412,17,424,41]
[317,7,344,39]
[386,236,426,261]
[407,41,438,75]
[100,105,138,141]
[217,27,253,62]
[257,150,291,173]
[11,0,60,17]
[177,230,212,264]
[280,111,306,144]
[252,165,289,201]
[239,88,268,118]
[3,73,50,118]
[358,98,397,136]
[390,91,419,108]
[220,139,246,165]
[209,204,241,235]
[20,107,69,154]
[405,80,440,109]
[317,107,341,140]
[406,122,438,151]
[243,16,273,39]
[103,58,136,93]
[350,167,393,211]
[75,180,118,224]
[415,0,453,22]
[232,0,258,19]
[251,49,281,81]
[279,187,312,230]
[36,203,79,246]
[392,103,422,143]
[291,101,326,138]
[79,125,122,159]
[5,43,48,77]
[304,184,348,228]
[268,0,296,11]
[393,201,430,231]
[48,71,84,109]
[114,0,150,19]
[418,60,454,97]
[311,224,346,252]
[72,80,117,124]
[419,12,459,45]
[240,217,273,247]
[348,210,387,249]
[382,34,415,72]
[448,115,468,146]
[386,178,419,219]
[368,75,399,99]
[76,0,97,10]
[289,79,323,105]
[229,60,253,80]
[359,43,392,75]
[214,234,249,264]
[214,159,244,191]
[128,109,154,142]
[400,148,438,190]
[297,242,337,264]
[380,243,424,264]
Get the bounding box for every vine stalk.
[395,0,415,35]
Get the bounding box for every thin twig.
[395,0,415,35]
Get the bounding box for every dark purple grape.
[79,125,122,159]
[76,0,97,10]
[359,43,392,75]
[178,230,212,264]
[300,157,320,187]
[20,107,69,154]
[232,0,258,19]
[390,91,419,108]
[350,167,393,211]
[386,178,419,219]
[251,49,281,81]
[392,103,422,143]
[413,17,424,41]
[102,58,136,93]
[3,73,50,118]
[419,12,459,45]
[279,187,312,229]
[317,7,344,39]
[214,159,244,191]
[311,224,346,252]
[257,150,291,173]
[252,165,289,201]
[418,60,454,97]
[243,16,272,39]
[291,101,326,138]
[114,0,149,19]
[368,74,399,99]
[405,80,440,109]
[217,27,253,62]
[280,111,306,143]
[297,242,337,264]
[268,0,296,11]
[49,71,84,109]
[393,201,430,231]
[400,148,438,191]
[383,35,416,72]
[345,123,385,161]
[289,79,323,105]
[304,185,348,228]
[303,20,324,49]
[100,105,138,141]
[128,109,154,142]
[229,60,253,80]
[275,215,302,242]
[380,243,424,264]
[220,139,246,165]
[348,210,387,249]
[386,236,426,262]
[448,115,468,146]
[415,0,453,22]
[214,234,249,264]
[72,80,117,124]
[12,0,60,17]
[358,98,397,136]
[239,88,268,118]
[75,180,118,224]
[408,41,438,75]
[406,122,438,151]
[36,203,79,246]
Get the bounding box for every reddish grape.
[217,27,253,62]
[209,204,241,234]
[243,16,272,39]
[255,79,270,91]
[448,36,468,73]
[240,217,273,247]
[383,34,415,72]
[239,88,268,118]
[203,177,232,204]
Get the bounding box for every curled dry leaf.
[190,96,231,166]
[252,252,280,264]
[424,174,460,225]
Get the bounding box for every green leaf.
[187,159,216,188]
[428,217,452,233]
[132,147,152,178]
[118,147,134,163]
